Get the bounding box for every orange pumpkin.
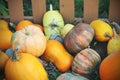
[99,51,120,80]
[42,40,73,72]
[5,52,48,80]
[11,25,46,57]
[0,50,9,70]
[0,19,9,30]
[16,20,33,31]
[0,29,13,50]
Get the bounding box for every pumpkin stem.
[104,33,112,39]
[113,28,119,39]
[12,46,20,61]
[24,27,30,35]
[50,4,53,11]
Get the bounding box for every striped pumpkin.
[72,48,101,76]
[64,23,94,55]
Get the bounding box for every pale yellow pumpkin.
[11,25,46,57]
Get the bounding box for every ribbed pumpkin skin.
[5,53,48,80]
[64,23,94,55]
[72,48,101,76]
[56,73,89,80]
[11,25,46,57]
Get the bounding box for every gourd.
[61,24,74,37]
[0,29,13,50]
[56,72,89,80]
[107,28,120,55]
[0,50,9,70]
[64,23,94,55]
[11,25,46,57]
[72,48,101,76]
[0,19,9,30]
[16,20,33,31]
[43,4,64,39]
[90,19,113,42]
[99,51,120,80]
[5,48,48,80]
[42,40,73,72]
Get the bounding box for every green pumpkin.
[107,28,120,55]
[43,4,64,39]
[56,72,89,80]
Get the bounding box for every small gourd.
[90,19,113,42]
[107,28,120,55]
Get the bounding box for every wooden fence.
[0,0,120,24]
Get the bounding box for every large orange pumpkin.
[11,25,46,57]
[5,52,48,80]
[0,29,13,50]
[99,51,120,80]
[0,50,9,70]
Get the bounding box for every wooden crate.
[0,0,120,24]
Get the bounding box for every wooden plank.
[59,0,74,23]
[31,0,46,24]
[8,0,24,23]
[84,0,98,23]
[109,0,120,23]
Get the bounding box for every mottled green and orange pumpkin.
[11,25,46,57]
[56,72,89,80]
[72,48,101,76]
[64,23,94,55]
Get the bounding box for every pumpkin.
[16,20,33,31]
[90,19,113,42]
[64,23,94,55]
[72,48,101,76]
[0,19,9,30]
[99,51,120,80]
[0,29,13,50]
[61,24,74,37]
[56,72,89,80]
[5,50,48,80]
[11,25,46,57]
[0,50,9,70]
[43,4,64,39]
[42,40,73,72]
[107,28,120,55]
[5,48,14,57]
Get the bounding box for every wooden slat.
[59,0,74,23]
[8,0,24,23]
[109,0,120,23]
[31,0,46,24]
[84,0,98,23]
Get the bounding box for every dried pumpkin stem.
[12,46,20,61]
[24,27,30,35]
[104,33,112,39]
[50,4,53,11]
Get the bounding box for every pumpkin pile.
[0,6,120,80]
